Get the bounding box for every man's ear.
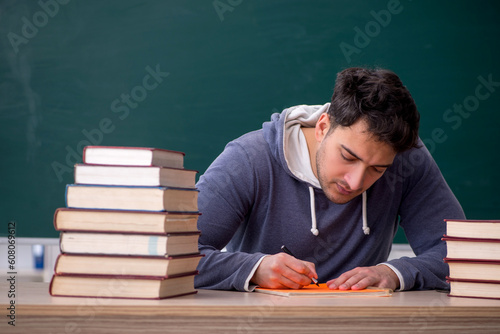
[315,113,331,142]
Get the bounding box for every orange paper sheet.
[255,283,393,297]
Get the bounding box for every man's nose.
[345,165,365,191]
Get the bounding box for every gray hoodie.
[195,104,465,291]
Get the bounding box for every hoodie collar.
[282,103,330,188]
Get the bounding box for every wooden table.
[2,282,500,333]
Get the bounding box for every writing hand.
[326,264,399,291]
[251,253,318,289]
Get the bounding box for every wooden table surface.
[2,282,500,333]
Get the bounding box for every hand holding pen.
[281,245,320,286]
[250,245,319,289]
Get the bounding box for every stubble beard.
[315,145,360,205]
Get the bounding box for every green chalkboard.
[1,0,499,243]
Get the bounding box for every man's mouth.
[336,183,352,195]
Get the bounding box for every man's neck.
[300,127,318,179]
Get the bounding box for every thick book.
[54,208,200,234]
[447,277,500,300]
[65,184,198,212]
[74,164,197,188]
[255,284,392,297]
[444,258,500,282]
[83,146,184,168]
[59,231,200,256]
[54,253,203,277]
[49,273,197,299]
[442,236,500,260]
[445,219,500,239]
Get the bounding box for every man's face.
[315,116,396,204]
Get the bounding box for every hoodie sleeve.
[194,135,267,291]
[383,143,465,290]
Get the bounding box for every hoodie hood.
[263,103,329,187]
[262,103,370,236]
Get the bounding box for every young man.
[195,67,465,292]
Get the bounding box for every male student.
[194,67,465,292]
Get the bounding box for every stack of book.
[443,219,500,300]
[49,146,202,299]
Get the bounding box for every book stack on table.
[49,146,202,299]
[443,219,500,300]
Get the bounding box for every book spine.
[53,253,63,273]
[58,236,63,258]
[82,146,88,163]
[64,185,70,207]
[48,275,56,296]
[53,208,60,230]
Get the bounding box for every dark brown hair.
[327,67,420,153]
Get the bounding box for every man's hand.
[251,253,318,289]
[326,264,399,291]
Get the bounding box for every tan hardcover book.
[74,164,197,188]
[445,219,500,239]
[54,208,200,234]
[447,277,500,300]
[443,236,500,260]
[65,185,198,212]
[50,273,197,299]
[59,232,200,257]
[54,253,203,277]
[444,258,500,282]
[83,146,185,168]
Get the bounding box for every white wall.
[0,238,60,283]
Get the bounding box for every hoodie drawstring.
[309,186,319,236]
[308,186,370,236]
[362,191,370,235]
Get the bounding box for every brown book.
[447,277,500,300]
[54,208,200,234]
[445,219,500,239]
[444,258,500,282]
[59,231,200,257]
[83,146,185,168]
[442,236,500,260]
[65,184,198,212]
[74,164,197,188]
[49,273,197,299]
[54,253,203,277]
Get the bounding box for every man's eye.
[372,167,386,174]
[341,152,355,162]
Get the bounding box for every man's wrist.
[244,255,268,291]
[377,263,404,290]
